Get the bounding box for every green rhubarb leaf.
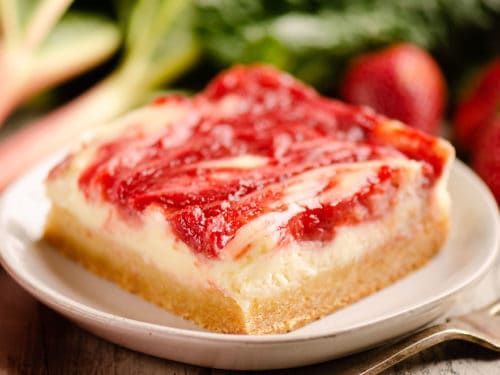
[139,3,200,90]
[124,0,194,62]
[1,0,74,49]
[112,0,201,98]
[30,12,121,97]
[0,0,36,43]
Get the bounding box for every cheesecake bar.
[44,65,454,334]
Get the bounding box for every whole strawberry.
[472,116,500,206]
[453,57,500,152]
[340,43,446,135]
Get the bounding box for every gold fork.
[340,299,500,374]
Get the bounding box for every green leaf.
[196,0,500,90]
[112,0,201,95]
[28,12,120,97]
[0,0,37,44]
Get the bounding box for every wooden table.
[2,264,500,375]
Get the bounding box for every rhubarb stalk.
[0,0,200,191]
[0,0,121,125]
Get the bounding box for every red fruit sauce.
[75,66,447,258]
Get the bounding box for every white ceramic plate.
[0,158,498,370]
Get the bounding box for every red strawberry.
[472,115,500,205]
[453,57,500,152]
[340,43,446,135]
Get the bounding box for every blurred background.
[0,0,499,201]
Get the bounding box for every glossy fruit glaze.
[73,65,448,259]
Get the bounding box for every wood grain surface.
[2,265,500,375]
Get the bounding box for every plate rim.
[0,158,499,346]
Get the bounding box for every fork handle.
[338,321,470,375]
